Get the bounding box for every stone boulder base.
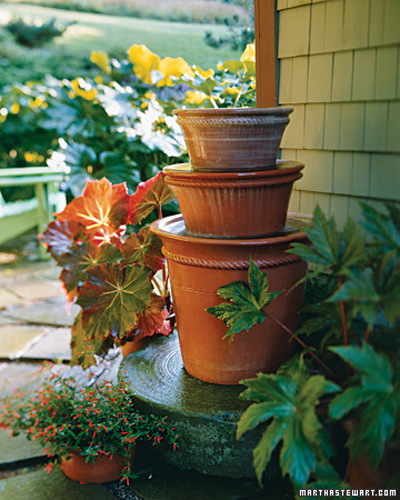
[120,333,279,479]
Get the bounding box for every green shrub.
[5,16,72,48]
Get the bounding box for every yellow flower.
[91,51,111,75]
[127,44,161,85]
[223,87,240,96]
[194,66,214,79]
[94,75,104,85]
[29,96,45,108]
[70,78,97,101]
[24,152,39,163]
[158,56,194,86]
[240,43,255,62]
[185,90,207,105]
[10,103,20,114]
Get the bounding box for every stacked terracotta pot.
[151,107,308,385]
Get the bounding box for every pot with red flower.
[0,369,179,484]
[39,173,177,368]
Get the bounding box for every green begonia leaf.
[206,258,282,344]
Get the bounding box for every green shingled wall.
[277,0,400,228]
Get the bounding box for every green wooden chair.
[0,167,68,259]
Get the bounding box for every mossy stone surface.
[120,333,279,479]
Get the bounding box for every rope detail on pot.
[162,250,303,269]
[165,174,302,189]
[176,117,290,127]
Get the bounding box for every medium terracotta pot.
[174,107,293,172]
[164,161,303,238]
[151,215,308,385]
[60,449,134,483]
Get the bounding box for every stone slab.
[0,326,44,359]
[0,466,117,500]
[23,328,71,361]
[0,261,54,283]
[0,428,44,464]
[0,362,50,398]
[4,297,80,327]
[0,290,25,309]
[6,280,63,301]
[0,315,18,326]
[121,334,278,479]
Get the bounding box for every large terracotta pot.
[164,161,303,238]
[174,107,293,172]
[60,449,134,483]
[151,215,308,385]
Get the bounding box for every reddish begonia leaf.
[122,226,163,272]
[39,220,87,261]
[58,242,122,298]
[89,226,126,248]
[77,263,152,339]
[129,172,175,225]
[56,178,130,239]
[133,294,171,340]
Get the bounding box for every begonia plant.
[40,173,176,368]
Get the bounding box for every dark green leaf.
[288,206,365,277]
[330,259,400,327]
[237,359,339,486]
[253,420,286,485]
[361,202,400,254]
[329,343,399,467]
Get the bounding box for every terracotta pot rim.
[151,215,307,247]
[174,106,294,117]
[163,161,304,181]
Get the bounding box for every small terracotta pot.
[164,161,303,238]
[60,449,134,483]
[151,215,308,385]
[174,107,293,172]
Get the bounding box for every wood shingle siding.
[276,0,400,226]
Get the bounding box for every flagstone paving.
[3,297,80,328]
